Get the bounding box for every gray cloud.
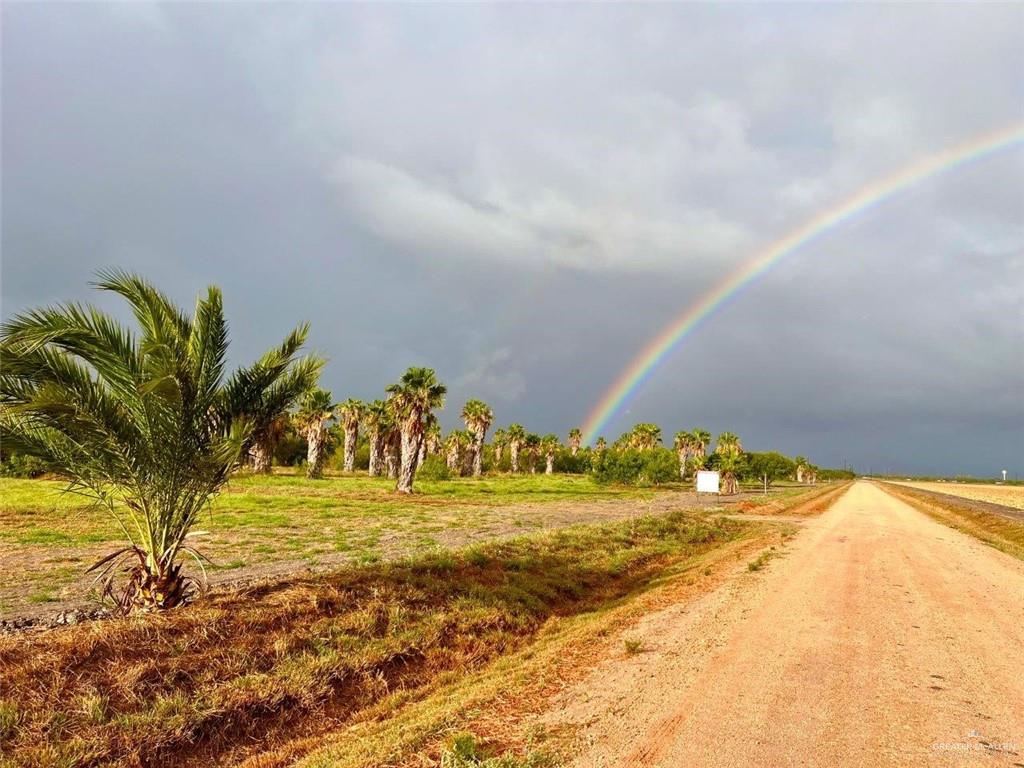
[2,2,1022,476]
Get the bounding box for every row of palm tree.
[0,272,800,614]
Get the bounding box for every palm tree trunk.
[250,439,273,474]
[368,431,383,477]
[396,417,420,493]
[386,433,399,480]
[545,453,554,474]
[472,435,484,477]
[418,440,427,467]
[306,425,326,479]
[677,449,687,480]
[130,559,188,613]
[510,442,520,473]
[495,444,503,465]
[343,424,358,472]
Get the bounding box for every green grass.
[0,472,660,617]
[0,509,750,767]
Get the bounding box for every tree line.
[0,274,837,612]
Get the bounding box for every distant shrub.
[554,449,591,474]
[594,448,676,486]
[417,454,453,481]
[0,454,47,478]
[274,433,306,467]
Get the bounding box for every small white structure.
[696,470,720,494]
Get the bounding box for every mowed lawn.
[0,472,657,617]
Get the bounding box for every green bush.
[0,454,48,478]
[554,449,591,474]
[594,448,676,486]
[417,454,453,481]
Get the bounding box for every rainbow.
[582,123,1024,445]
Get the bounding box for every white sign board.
[696,470,720,494]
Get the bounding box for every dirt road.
[545,481,1024,767]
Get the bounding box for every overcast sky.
[3,3,1022,476]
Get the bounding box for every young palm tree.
[541,434,560,474]
[294,389,336,479]
[461,399,494,477]
[385,367,446,493]
[506,423,526,473]
[337,399,364,473]
[223,327,323,474]
[568,428,583,457]
[0,271,304,612]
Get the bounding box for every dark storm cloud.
[2,3,1022,475]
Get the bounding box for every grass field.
[0,473,841,766]
[888,480,1024,511]
[0,500,803,768]
[0,472,811,621]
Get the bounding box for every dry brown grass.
[0,511,748,768]
[889,481,1024,511]
[878,482,1024,561]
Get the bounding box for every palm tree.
[418,413,438,466]
[337,399,364,473]
[688,452,708,485]
[674,431,693,480]
[691,428,711,461]
[715,432,744,495]
[595,436,607,453]
[794,455,809,483]
[385,367,446,493]
[444,430,464,472]
[716,432,743,456]
[630,423,662,450]
[542,434,560,474]
[525,433,541,474]
[425,420,442,456]
[461,399,494,477]
[568,428,582,457]
[385,423,401,480]
[492,428,507,467]
[222,326,323,474]
[294,389,336,479]
[717,452,743,495]
[363,400,390,477]
[0,271,292,612]
[506,423,526,473]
